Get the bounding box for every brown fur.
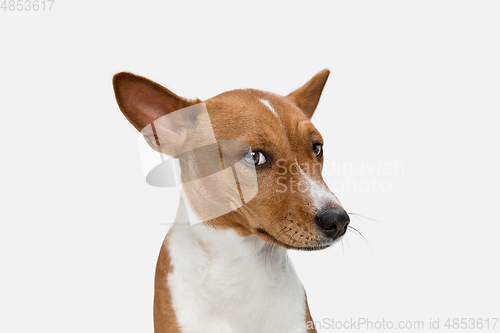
[153,236,181,333]
[202,87,343,251]
[304,291,317,333]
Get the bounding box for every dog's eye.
[243,151,267,166]
[313,143,323,158]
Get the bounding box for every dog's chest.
[165,224,308,333]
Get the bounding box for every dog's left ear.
[287,69,330,119]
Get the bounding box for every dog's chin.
[287,241,334,251]
[255,228,334,251]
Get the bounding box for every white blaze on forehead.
[258,98,279,118]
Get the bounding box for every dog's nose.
[316,208,350,239]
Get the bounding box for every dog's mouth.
[256,228,333,251]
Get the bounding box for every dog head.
[113,70,349,250]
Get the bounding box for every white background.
[1,1,499,332]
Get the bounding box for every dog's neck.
[165,196,308,333]
[172,194,289,272]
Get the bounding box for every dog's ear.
[113,72,200,131]
[113,72,202,155]
[287,69,330,119]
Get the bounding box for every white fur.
[306,173,341,210]
[166,198,308,333]
[295,158,341,211]
[259,98,279,118]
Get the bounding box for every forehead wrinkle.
[236,134,269,149]
[298,120,322,142]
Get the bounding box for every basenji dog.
[113,69,350,333]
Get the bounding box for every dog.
[113,69,350,333]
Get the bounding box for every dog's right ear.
[113,72,202,154]
[113,72,200,132]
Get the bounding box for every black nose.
[316,208,350,239]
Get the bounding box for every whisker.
[347,212,381,224]
[349,214,371,231]
[345,233,351,249]
[262,224,287,268]
[264,243,274,272]
[289,231,299,247]
[348,225,365,239]
[273,226,288,242]
[347,225,374,254]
